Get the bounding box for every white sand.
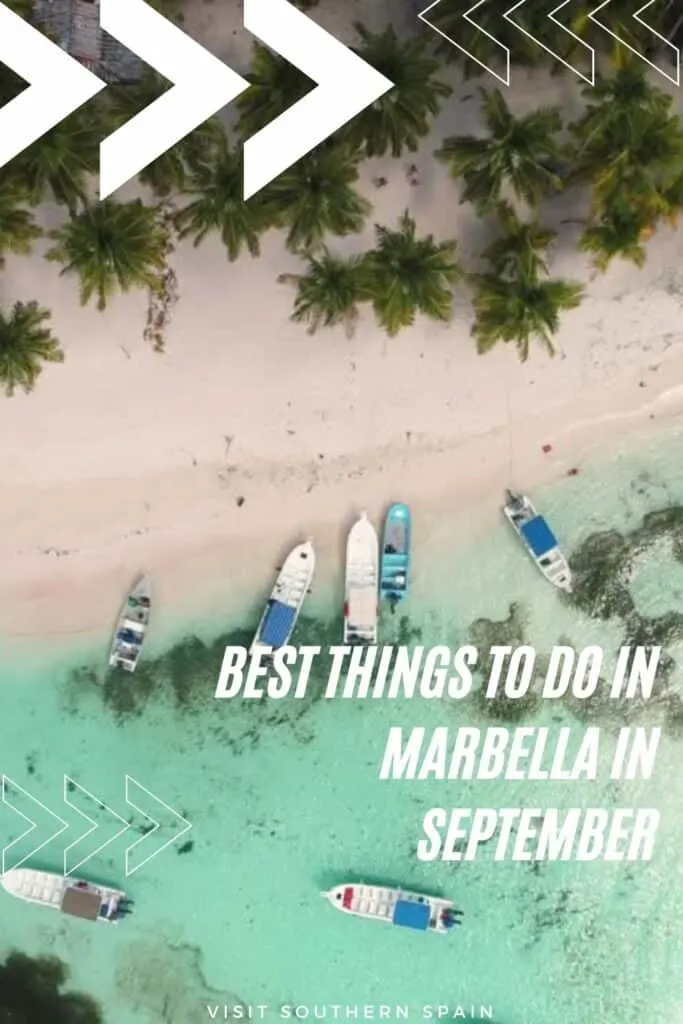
[1,0,683,641]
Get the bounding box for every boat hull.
[503,491,572,592]
[344,512,379,644]
[2,869,127,924]
[323,883,459,934]
[380,503,411,607]
[250,541,315,656]
[108,575,152,672]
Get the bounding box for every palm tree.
[579,206,649,272]
[482,202,556,279]
[470,271,584,361]
[0,182,42,266]
[174,137,273,260]
[277,250,366,337]
[0,301,64,396]
[340,24,451,158]
[45,199,171,310]
[7,111,100,212]
[360,210,459,336]
[435,90,564,211]
[106,75,224,197]
[567,0,668,64]
[236,43,313,138]
[569,60,672,161]
[265,144,370,254]
[423,1,547,74]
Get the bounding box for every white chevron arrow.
[62,776,130,877]
[418,0,510,87]
[0,1,106,173]
[242,0,394,200]
[588,0,680,85]
[124,775,191,877]
[504,0,595,84]
[1,776,68,874]
[99,0,250,199]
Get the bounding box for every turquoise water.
[3,426,683,1024]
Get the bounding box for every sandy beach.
[2,0,683,641]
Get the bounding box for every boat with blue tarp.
[108,576,151,672]
[503,490,572,592]
[380,503,411,611]
[250,540,315,656]
[322,883,461,934]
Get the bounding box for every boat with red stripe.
[322,883,461,934]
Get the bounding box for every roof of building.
[32,0,143,83]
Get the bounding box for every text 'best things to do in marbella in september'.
[214,644,663,864]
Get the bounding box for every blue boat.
[503,490,572,592]
[380,503,411,611]
[250,540,315,656]
[322,882,461,934]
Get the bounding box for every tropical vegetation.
[278,251,366,337]
[45,199,171,310]
[0,301,64,396]
[360,211,460,336]
[0,2,681,394]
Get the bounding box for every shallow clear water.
[2,426,683,1024]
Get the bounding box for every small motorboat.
[380,503,411,611]
[250,540,315,656]
[343,512,379,644]
[503,490,572,592]
[2,869,130,924]
[322,883,461,935]
[108,576,152,672]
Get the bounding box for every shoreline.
[2,347,681,646]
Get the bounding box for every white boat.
[322,883,461,934]
[250,540,315,656]
[108,576,152,672]
[503,490,572,592]
[343,512,379,644]
[1,868,131,924]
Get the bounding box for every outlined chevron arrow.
[242,0,394,200]
[63,776,130,877]
[588,0,680,85]
[0,1,106,172]
[1,776,68,874]
[124,775,191,877]
[418,0,510,86]
[504,0,596,84]
[98,0,250,199]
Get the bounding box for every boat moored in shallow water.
[250,540,315,656]
[322,883,461,934]
[108,576,151,672]
[503,490,572,592]
[344,512,379,644]
[2,869,130,923]
[380,503,411,611]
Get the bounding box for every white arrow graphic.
[99,0,250,199]
[504,0,596,84]
[242,0,394,200]
[588,0,680,85]
[418,0,510,86]
[124,775,191,877]
[62,776,130,877]
[1,776,68,875]
[0,1,106,173]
